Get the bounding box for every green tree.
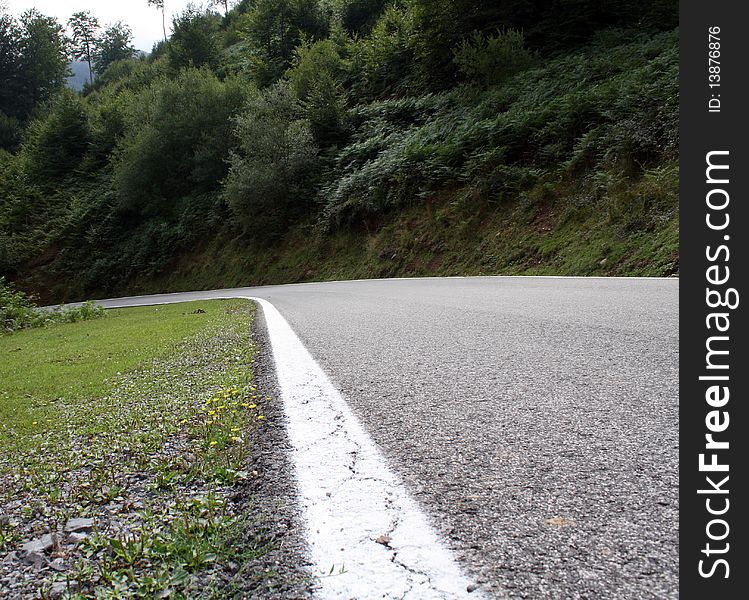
[240,0,327,86]
[348,4,415,100]
[16,10,70,116]
[341,0,387,35]
[94,21,136,75]
[0,7,22,120]
[168,7,222,71]
[287,38,350,149]
[113,69,248,215]
[210,0,236,17]
[20,90,90,187]
[225,81,318,237]
[68,11,100,85]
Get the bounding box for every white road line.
[253,297,480,599]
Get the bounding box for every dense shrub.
[20,91,90,187]
[113,68,249,215]
[321,30,678,226]
[225,82,318,239]
[1,276,105,333]
[452,30,534,88]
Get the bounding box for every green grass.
[0,302,224,446]
[0,299,278,597]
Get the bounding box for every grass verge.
[0,299,276,598]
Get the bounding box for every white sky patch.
[5,0,199,52]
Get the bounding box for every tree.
[68,11,100,85]
[225,81,318,238]
[0,6,22,119]
[20,90,90,186]
[17,10,69,114]
[113,69,249,215]
[94,21,136,75]
[147,0,167,42]
[287,38,350,149]
[241,0,327,86]
[341,0,387,35]
[168,7,222,71]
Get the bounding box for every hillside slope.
[0,2,678,303]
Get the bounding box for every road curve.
[94,276,679,598]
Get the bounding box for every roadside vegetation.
[1,1,678,302]
[1,277,104,333]
[0,300,287,598]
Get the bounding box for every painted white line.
[253,297,480,599]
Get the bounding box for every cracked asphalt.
[97,276,679,599]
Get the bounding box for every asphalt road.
[97,276,679,598]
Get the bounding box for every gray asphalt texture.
[97,276,679,599]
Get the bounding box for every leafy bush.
[321,30,678,226]
[452,30,534,87]
[19,91,90,188]
[225,81,318,239]
[1,276,105,333]
[113,68,249,215]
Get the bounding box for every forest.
[0,0,679,302]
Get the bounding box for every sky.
[5,0,200,52]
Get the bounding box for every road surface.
[95,276,679,598]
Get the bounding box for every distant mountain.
[67,61,92,91]
[66,53,148,91]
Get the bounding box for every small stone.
[50,580,78,599]
[68,532,89,544]
[467,583,480,593]
[374,535,391,546]
[22,534,54,555]
[50,558,66,572]
[599,258,608,266]
[22,550,47,568]
[2,551,19,564]
[0,513,10,526]
[65,518,94,533]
